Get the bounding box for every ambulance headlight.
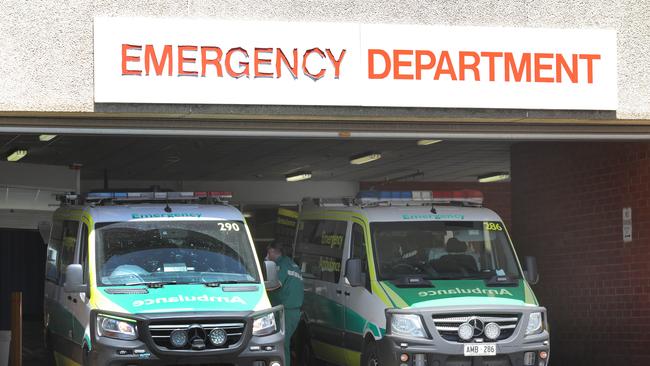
[526,312,543,335]
[484,322,501,340]
[252,312,277,336]
[96,315,138,340]
[390,314,427,338]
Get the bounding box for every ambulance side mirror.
[345,258,363,287]
[38,221,51,245]
[263,260,280,290]
[523,256,539,285]
[64,264,88,294]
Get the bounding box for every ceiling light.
[286,171,312,182]
[478,172,510,183]
[350,152,381,165]
[39,134,57,142]
[6,149,28,162]
[243,212,253,218]
[417,139,442,146]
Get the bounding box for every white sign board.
[94,18,617,110]
[623,207,632,243]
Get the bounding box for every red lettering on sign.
[579,54,601,84]
[415,50,435,80]
[178,45,198,76]
[434,51,457,80]
[368,49,390,79]
[326,49,346,79]
[276,48,298,79]
[505,52,531,82]
[303,48,326,80]
[121,44,142,75]
[144,45,172,76]
[225,47,250,78]
[201,46,223,77]
[393,49,414,80]
[459,51,480,81]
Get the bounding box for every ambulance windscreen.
[95,220,259,286]
[370,221,521,282]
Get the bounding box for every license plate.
[463,344,497,356]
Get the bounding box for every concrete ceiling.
[0,134,511,182]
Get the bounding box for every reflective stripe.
[287,270,303,280]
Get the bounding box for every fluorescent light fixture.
[417,139,442,146]
[6,149,28,162]
[478,172,510,183]
[243,212,253,218]
[39,134,57,142]
[286,171,312,182]
[350,152,381,165]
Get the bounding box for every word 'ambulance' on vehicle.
[43,191,284,366]
[293,190,549,366]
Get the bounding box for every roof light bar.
[357,190,484,206]
[350,152,381,165]
[39,134,57,142]
[417,139,442,146]
[6,149,28,162]
[286,171,312,182]
[478,172,510,183]
[85,191,233,202]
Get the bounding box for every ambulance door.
[44,220,65,341]
[55,220,80,356]
[343,219,385,366]
[70,220,91,348]
[294,219,348,365]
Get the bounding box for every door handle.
[72,298,77,304]
[344,291,351,296]
[335,290,342,295]
[67,296,72,301]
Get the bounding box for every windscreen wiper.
[204,280,258,287]
[485,275,519,287]
[391,276,434,288]
[123,281,183,288]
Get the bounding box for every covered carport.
[2,115,650,365]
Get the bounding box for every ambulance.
[293,190,549,366]
[43,191,284,366]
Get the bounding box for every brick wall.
[358,181,512,228]
[511,142,650,366]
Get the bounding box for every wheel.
[300,340,321,366]
[44,331,56,366]
[361,340,379,366]
[296,324,321,366]
[82,347,90,366]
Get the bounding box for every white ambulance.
[43,191,284,366]
[293,190,549,366]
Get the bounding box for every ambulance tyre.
[361,339,379,366]
[296,323,321,366]
[299,340,320,366]
[82,346,90,366]
[44,331,56,366]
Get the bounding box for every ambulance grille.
[432,314,520,342]
[148,319,245,350]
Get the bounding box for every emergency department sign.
[94,18,617,110]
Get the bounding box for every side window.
[294,220,347,283]
[79,223,89,285]
[59,220,79,283]
[350,223,371,291]
[45,221,63,283]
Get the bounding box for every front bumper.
[88,307,285,366]
[378,305,550,366]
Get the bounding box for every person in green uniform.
[266,242,304,366]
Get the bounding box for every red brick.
[512,142,650,366]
